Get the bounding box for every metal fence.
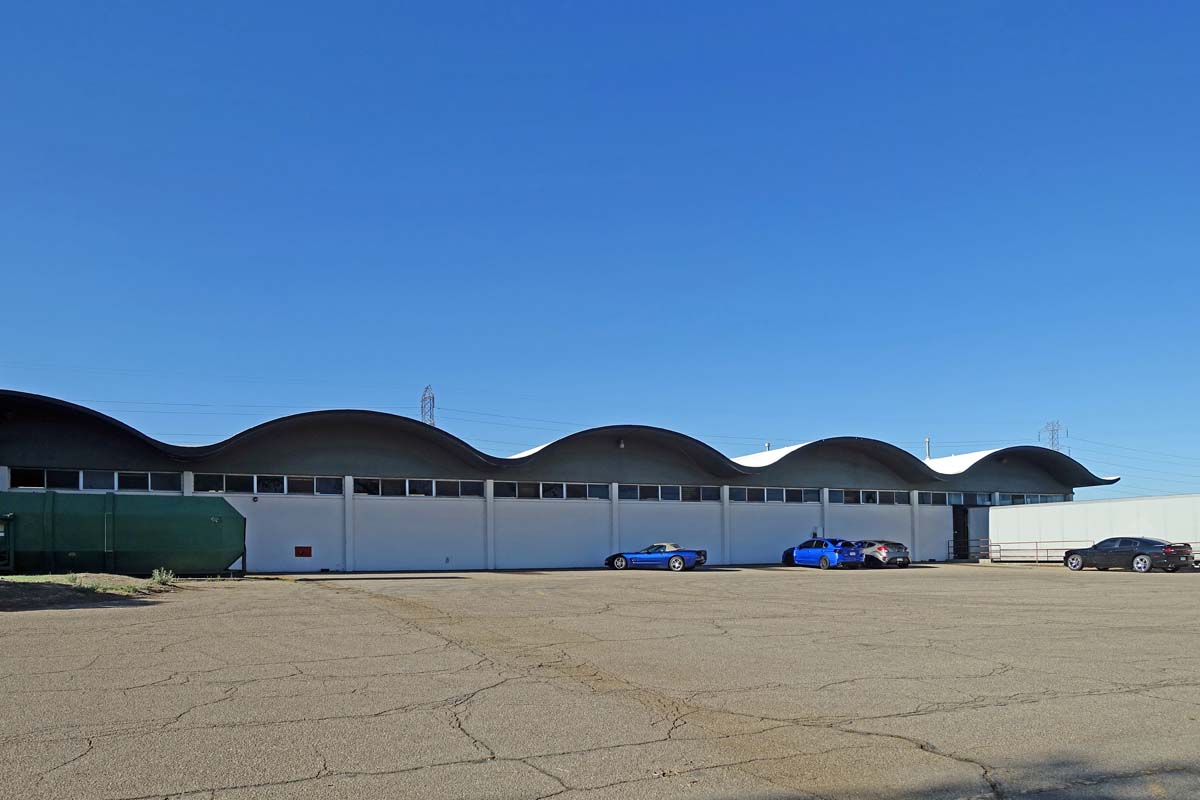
[985,539,1200,563]
[947,538,992,560]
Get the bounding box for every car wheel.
[865,557,880,568]
[782,550,795,565]
[818,556,830,570]
[1131,554,1153,573]
[668,555,685,572]
[897,562,909,568]
[612,556,628,570]
[1065,554,1085,571]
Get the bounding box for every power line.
[1062,455,1200,481]
[1064,445,1200,470]
[1069,436,1200,464]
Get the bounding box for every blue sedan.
[781,538,864,569]
[606,543,708,572]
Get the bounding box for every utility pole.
[421,385,435,427]
[1039,420,1066,452]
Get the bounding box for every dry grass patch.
[0,572,175,611]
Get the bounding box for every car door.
[1115,538,1143,568]
[1090,538,1120,567]
[650,546,673,568]
[794,541,814,566]
[634,545,663,568]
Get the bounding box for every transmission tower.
[1039,420,1066,451]
[420,385,435,427]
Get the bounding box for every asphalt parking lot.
[2,563,1198,799]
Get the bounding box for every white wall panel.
[914,506,952,561]
[494,500,612,569]
[618,502,723,563]
[729,504,822,564]
[230,495,345,573]
[354,497,486,571]
[826,505,912,545]
[990,495,1200,559]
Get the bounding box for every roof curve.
[0,390,1119,487]
[505,425,750,478]
[924,447,1120,486]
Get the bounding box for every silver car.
[856,540,911,568]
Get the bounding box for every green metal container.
[0,491,245,576]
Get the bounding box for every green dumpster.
[0,491,245,576]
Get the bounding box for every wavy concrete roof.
[925,447,1121,486]
[0,390,1119,487]
[730,440,1118,487]
[730,438,941,483]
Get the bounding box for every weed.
[150,567,176,586]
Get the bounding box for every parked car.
[605,543,707,571]
[1063,537,1193,573]
[855,540,911,568]
[781,538,864,569]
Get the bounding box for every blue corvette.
[606,543,708,572]
[781,538,864,569]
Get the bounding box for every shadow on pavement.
[289,574,469,581]
[0,581,153,612]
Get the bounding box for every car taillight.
[876,546,887,552]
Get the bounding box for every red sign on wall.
[294,546,313,558]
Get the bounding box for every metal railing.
[947,538,991,560]
[987,539,1200,563]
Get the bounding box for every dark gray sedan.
[1064,537,1193,573]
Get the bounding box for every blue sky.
[3,2,1199,499]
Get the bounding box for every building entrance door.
[951,506,970,559]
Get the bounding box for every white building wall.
[230,495,345,573]
[199,486,966,572]
[989,495,1200,560]
[619,502,723,563]
[729,504,823,564]
[825,505,912,545]
[493,499,612,569]
[354,497,487,571]
[914,506,952,561]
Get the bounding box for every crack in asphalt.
[8,571,1200,799]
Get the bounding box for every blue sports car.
[605,543,708,572]
[781,538,864,569]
